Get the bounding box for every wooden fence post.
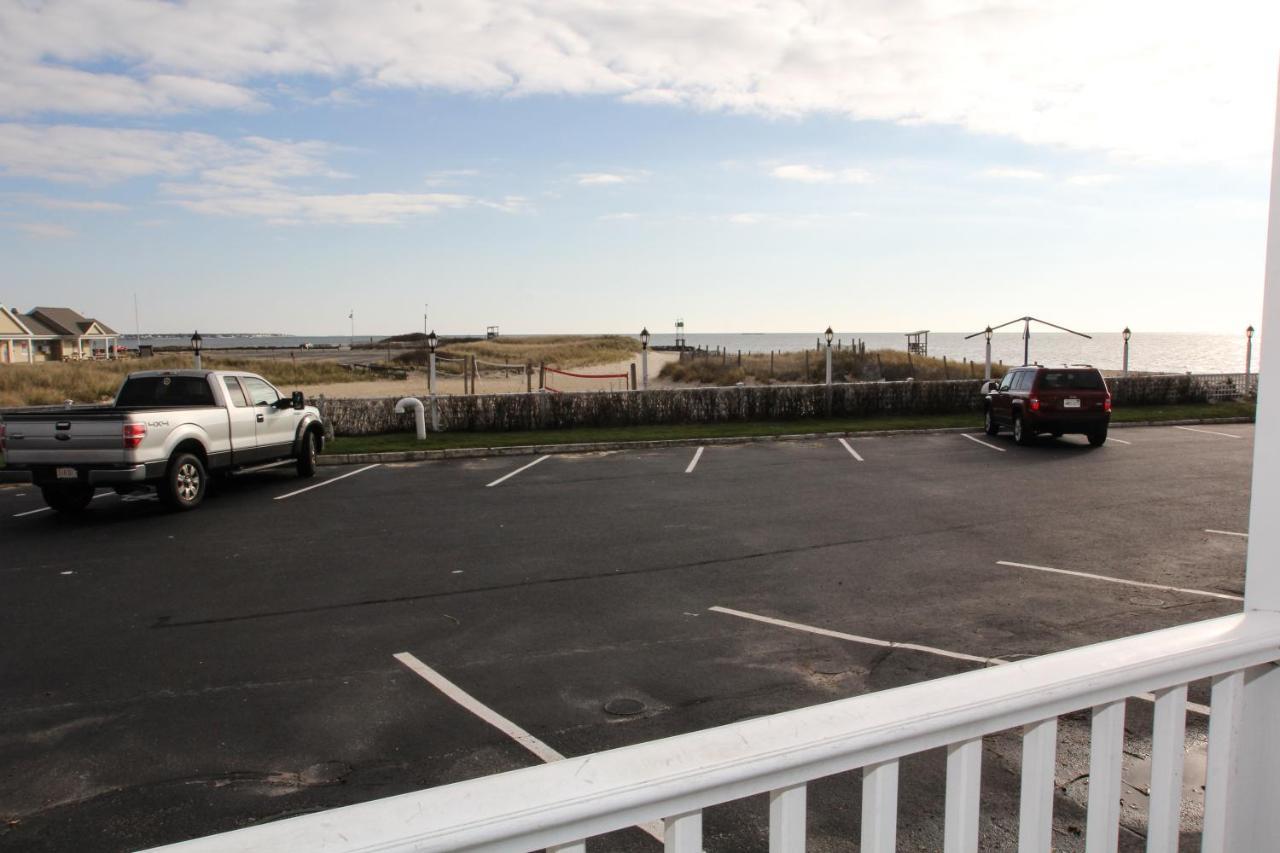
[805,350,811,381]
[539,362,545,390]
[943,356,949,379]
[630,363,638,390]
[770,350,775,377]
[526,361,533,393]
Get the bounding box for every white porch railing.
[143,614,1280,853]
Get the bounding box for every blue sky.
[0,1,1276,336]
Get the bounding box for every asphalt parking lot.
[0,424,1255,852]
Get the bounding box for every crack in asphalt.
[151,520,990,629]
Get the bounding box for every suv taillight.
[123,423,147,449]
[1104,397,1112,413]
[1029,397,1040,412]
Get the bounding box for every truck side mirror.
[292,391,305,410]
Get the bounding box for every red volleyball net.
[543,366,631,393]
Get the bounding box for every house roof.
[20,314,60,336]
[29,306,117,336]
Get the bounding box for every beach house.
[0,305,120,364]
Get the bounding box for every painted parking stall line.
[1105,437,1132,445]
[485,455,550,488]
[838,438,864,462]
[996,560,1242,602]
[961,434,1006,453]
[13,491,113,518]
[685,446,704,474]
[1174,426,1242,439]
[1205,529,1249,538]
[710,607,1211,716]
[274,463,381,500]
[394,652,665,843]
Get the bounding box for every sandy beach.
[297,350,681,399]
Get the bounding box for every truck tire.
[296,429,319,478]
[160,452,207,511]
[41,483,95,514]
[983,407,999,436]
[1088,428,1108,447]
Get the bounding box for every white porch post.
[1225,60,1280,850]
[26,337,33,363]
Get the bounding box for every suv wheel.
[296,429,319,478]
[161,452,207,511]
[40,483,95,514]
[983,408,999,436]
[1014,414,1035,446]
[1088,428,1108,447]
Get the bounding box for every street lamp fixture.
[984,326,993,342]
[1123,327,1132,342]
[1122,327,1132,377]
[426,330,438,352]
[1247,325,1255,340]
[824,326,834,347]
[191,330,203,369]
[1246,325,1256,381]
[640,327,650,349]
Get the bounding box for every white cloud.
[0,1,1274,164]
[982,167,1045,180]
[0,193,127,211]
[0,123,522,225]
[424,168,481,186]
[575,172,642,186]
[598,211,639,221]
[1066,173,1118,186]
[722,211,865,228]
[771,164,871,184]
[13,222,75,239]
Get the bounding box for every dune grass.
[0,355,364,407]
[321,400,1255,455]
[660,347,1002,385]
[394,335,639,372]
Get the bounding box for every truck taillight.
[123,423,147,449]
[1029,398,1040,412]
[1104,397,1112,412]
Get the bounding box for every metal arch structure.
[965,316,1092,366]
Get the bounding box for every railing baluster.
[945,738,982,853]
[861,759,899,853]
[1202,670,1245,853]
[663,809,702,853]
[547,842,586,853]
[1085,700,1126,853]
[769,782,807,852]
[1018,717,1058,852]
[1146,684,1188,853]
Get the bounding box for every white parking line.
[961,433,1006,452]
[1174,426,1241,439]
[13,491,112,518]
[710,606,1210,716]
[1106,437,1132,445]
[996,560,1242,602]
[1205,529,1249,538]
[484,454,550,488]
[709,606,998,665]
[838,438,864,462]
[394,652,665,842]
[274,463,381,500]
[685,446,704,474]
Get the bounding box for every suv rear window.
[117,376,216,407]
[1039,370,1106,391]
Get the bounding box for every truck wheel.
[161,452,207,511]
[1088,429,1108,447]
[983,408,999,436]
[296,429,319,478]
[41,483,95,514]
[1014,414,1035,446]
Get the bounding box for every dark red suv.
[983,366,1112,446]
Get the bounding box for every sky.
[0,0,1277,336]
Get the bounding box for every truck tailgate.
[2,413,128,465]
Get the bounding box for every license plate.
[1063,398,1081,409]
[56,467,78,480]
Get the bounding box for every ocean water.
[129,331,1259,375]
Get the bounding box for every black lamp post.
[1247,325,1255,379]
[1122,327,1131,376]
[640,327,650,389]
[191,330,203,369]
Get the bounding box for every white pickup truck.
[0,370,325,513]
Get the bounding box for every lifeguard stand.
[905,330,929,356]
[486,325,500,339]
[675,319,686,349]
